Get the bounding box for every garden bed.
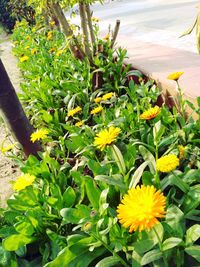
[0,6,200,267]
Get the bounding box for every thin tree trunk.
[0,59,42,157]
[50,2,85,59]
[111,20,120,48]
[85,4,96,49]
[79,2,92,58]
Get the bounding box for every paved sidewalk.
[90,0,200,103]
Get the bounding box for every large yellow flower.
[90,106,103,115]
[117,185,166,232]
[102,92,115,101]
[167,72,184,81]
[94,126,121,150]
[140,106,160,120]
[13,173,36,191]
[67,106,82,117]
[157,154,179,172]
[30,129,49,143]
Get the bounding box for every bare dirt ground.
[0,31,21,207]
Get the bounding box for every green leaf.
[60,205,90,224]
[165,205,184,237]
[94,175,126,189]
[186,225,200,246]
[99,188,109,215]
[153,121,165,143]
[3,234,35,251]
[63,186,76,207]
[85,177,101,210]
[162,237,182,251]
[139,145,156,174]
[129,161,149,188]
[95,256,120,267]
[185,246,200,262]
[14,221,35,236]
[141,249,162,265]
[111,145,126,175]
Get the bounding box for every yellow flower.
[178,145,185,160]
[140,106,160,120]
[167,72,184,81]
[49,47,56,53]
[26,35,31,40]
[13,173,36,191]
[103,33,110,41]
[56,50,64,57]
[20,55,29,62]
[47,31,53,40]
[1,143,16,153]
[30,129,49,143]
[32,27,36,33]
[90,106,103,115]
[157,154,179,172]
[94,126,121,150]
[75,121,84,127]
[117,185,166,232]
[49,21,55,26]
[13,41,19,45]
[102,92,115,101]
[25,45,30,50]
[94,97,102,103]
[31,48,37,55]
[67,106,82,117]
[91,17,100,22]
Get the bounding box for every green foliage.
[1,10,200,267]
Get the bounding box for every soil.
[0,31,21,207]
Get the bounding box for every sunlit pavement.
[91,0,199,53]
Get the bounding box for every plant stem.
[153,227,169,267]
[154,139,161,188]
[91,232,129,267]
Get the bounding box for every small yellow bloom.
[1,143,16,153]
[13,41,19,45]
[20,55,29,62]
[157,154,179,172]
[94,126,121,150]
[49,21,55,26]
[67,106,82,117]
[56,50,64,57]
[47,31,53,40]
[117,185,166,232]
[90,106,103,115]
[103,33,110,41]
[91,17,100,22]
[25,45,30,50]
[75,121,84,127]
[49,47,56,53]
[30,129,49,143]
[32,27,36,33]
[167,72,184,81]
[13,173,36,191]
[26,35,31,40]
[94,97,102,103]
[102,92,115,101]
[140,106,160,120]
[178,145,185,160]
[31,48,37,55]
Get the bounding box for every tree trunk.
[85,4,96,49]
[50,1,85,59]
[79,2,92,58]
[0,59,42,157]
